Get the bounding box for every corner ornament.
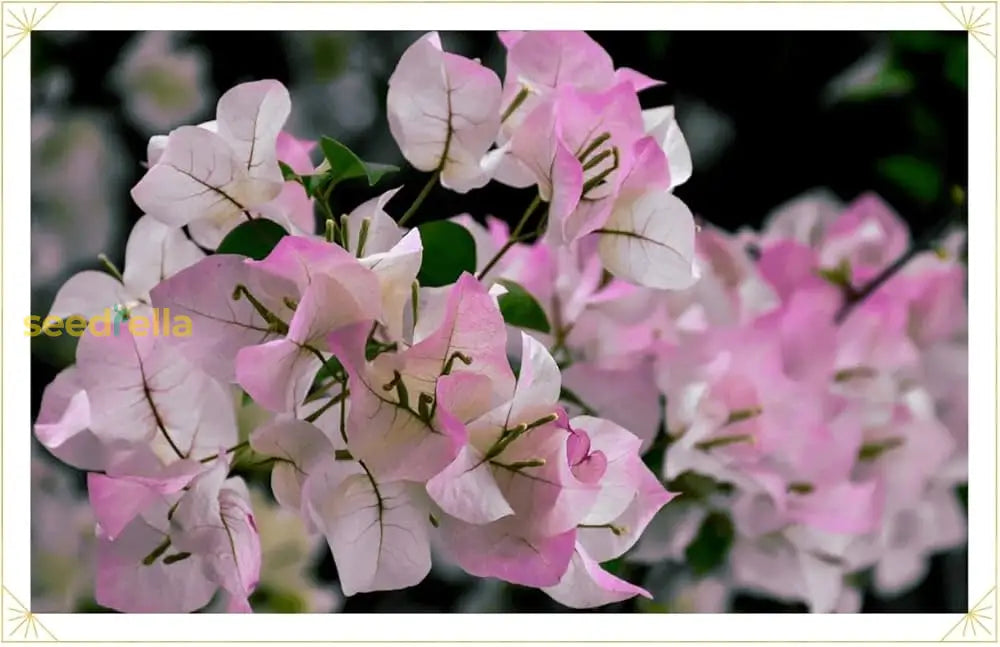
[2,585,57,641]
[941,2,997,57]
[3,3,57,60]
[942,585,996,641]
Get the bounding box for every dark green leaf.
[312,355,346,384]
[416,221,476,287]
[278,161,299,182]
[75,597,116,613]
[300,173,332,199]
[945,44,968,91]
[876,155,941,204]
[890,31,951,53]
[600,556,627,577]
[249,587,308,613]
[685,511,735,575]
[839,66,913,103]
[496,279,551,333]
[216,219,288,260]
[559,386,597,416]
[319,136,398,187]
[666,470,733,499]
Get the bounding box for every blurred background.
[30,31,967,613]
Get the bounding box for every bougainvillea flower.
[426,333,575,526]
[329,273,513,482]
[236,238,382,412]
[595,189,699,289]
[305,459,432,595]
[150,254,297,381]
[250,418,338,520]
[31,31,969,614]
[818,192,910,273]
[387,32,502,192]
[33,367,101,470]
[88,447,204,540]
[510,83,646,245]
[75,329,238,457]
[498,31,660,134]
[542,543,652,608]
[435,514,576,588]
[273,131,318,234]
[96,510,217,613]
[169,457,262,612]
[641,106,693,190]
[132,80,291,246]
[48,215,203,323]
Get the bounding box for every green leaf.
[300,173,332,199]
[636,598,671,613]
[319,136,398,187]
[876,155,942,204]
[666,470,733,499]
[75,597,115,613]
[278,161,332,199]
[496,279,551,333]
[600,556,627,577]
[685,511,735,575]
[278,160,299,182]
[839,66,913,103]
[216,219,288,260]
[249,587,308,613]
[890,31,951,53]
[945,44,968,91]
[415,221,477,287]
[560,386,597,416]
[312,355,345,383]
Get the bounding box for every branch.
[834,197,964,324]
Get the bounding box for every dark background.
[30,30,968,613]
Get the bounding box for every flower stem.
[834,198,963,324]
[398,171,439,227]
[304,387,350,424]
[477,195,542,280]
[501,86,532,124]
[198,441,250,464]
[97,254,124,282]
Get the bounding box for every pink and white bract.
[34,31,967,613]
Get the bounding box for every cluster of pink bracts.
[482,189,967,611]
[33,31,966,613]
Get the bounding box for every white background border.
[1,1,996,643]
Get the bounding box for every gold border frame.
[1,2,996,642]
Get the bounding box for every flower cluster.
[34,31,699,612]
[33,30,966,613]
[468,187,967,610]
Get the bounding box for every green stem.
[578,522,627,536]
[501,87,531,124]
[97,254,125,282]
[303,344,344,383]
[304,387,350,424]
[835,196,964,324]
[198,441,250,464]
[232,284,289,335]
[477,195,543,280]
[338,376,349,445]
[398,171,439,227]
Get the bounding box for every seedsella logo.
[25,305,193,337]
